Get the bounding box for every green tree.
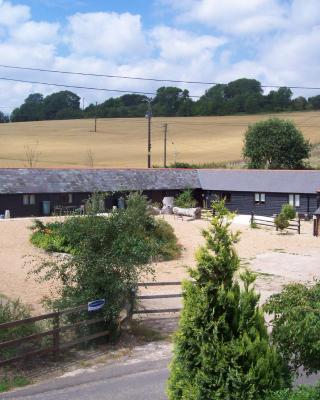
[44,91,81,120]
[265,281,320,376]
[0,111,9,123]
[152,86,193,116]
[308,95,320,110]
[243,118,311,169]
[167,201,289,400]
[11,93,44,122]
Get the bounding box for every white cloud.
[162,0,287,34]
[10,21,60,44]
[151,26,226,60]
[0,0,30,28]
[65,12,147,61]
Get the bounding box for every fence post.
[250,212,254,226]
[298,217,301,235]
[53,312,60,360]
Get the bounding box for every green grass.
[0,374,31,393]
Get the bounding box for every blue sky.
[0,0,320,111]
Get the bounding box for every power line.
[0,76,156,96]
[1,64,320,90]
[0,76,202,98]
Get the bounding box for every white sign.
[88,299,105,312]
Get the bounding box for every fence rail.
[132,281,182,316]
[251,213,300,234]
[0,304,111,367]
[0,282,183,367]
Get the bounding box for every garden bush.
[31,193,180,332]
[281,204,296,220]
[0,298,39,360]
[174,189,196,208]
[267,384,320,400]
[30,194,181,261]
[265,281,320,376]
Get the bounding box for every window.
[23,194,35,205]
[254,193,266,204]
[289,194,300,207]
[61,193,73,204]
[220,192,231,203]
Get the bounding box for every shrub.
[31,193,179,332]
[275,213,290,232]
[265,281,320,376]
[274,204,296,233]
[151,219,182,260]
[30,195,181,261]
[0,298,39,360]
[174,189,196,208]
[267,384,320,400]
[281,204,296,220]
[167,200,289,400]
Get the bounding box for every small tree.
[274,204,296,233]
[167,200,289,400]
[174,189,196,208]
[265,281,320,377]
[243,118,311,169]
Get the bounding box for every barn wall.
[205,191,318,216]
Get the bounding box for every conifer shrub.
[167,200,290,400]
[174,189,196,208]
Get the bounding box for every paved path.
[1,357,170,400]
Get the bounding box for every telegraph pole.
[94,101,97,133]
[163,123,168,168]
[146,100,152,168]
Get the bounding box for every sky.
[0,0,320,112]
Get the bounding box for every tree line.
[3,78,320,123]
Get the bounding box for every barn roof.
[0,168,200,194]
[0,168,320,195]
[198,169,320,194]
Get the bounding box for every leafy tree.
[44,91,81,120]
[152,86,192,116]
[308,95,320,110]
[265,281,320,376]
[11,93,45,122]
[167,201,289,400]
[243,118,311,169]
[292,96,307,111]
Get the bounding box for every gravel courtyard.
[0,215,319,313]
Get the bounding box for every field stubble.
[0,111,319,168]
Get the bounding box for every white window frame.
[68,193,73,204]
[289,194,300,207]
[254,193,266,204]
[23,194,36,205]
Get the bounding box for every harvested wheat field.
[0,215,319,314]
[0,111,320,168]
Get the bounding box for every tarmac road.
[1,357,170,400]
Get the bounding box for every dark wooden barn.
[198,169,320,216]
[0,168,319,218]
[0,168,201,218]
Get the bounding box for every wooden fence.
[251,213,301,234]
[0,282,183,367]
[0,304,116,367]
[130,281,182,317]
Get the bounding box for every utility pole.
[163,123,168,168]
[94,101,97,133]
[146,100,152,168]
